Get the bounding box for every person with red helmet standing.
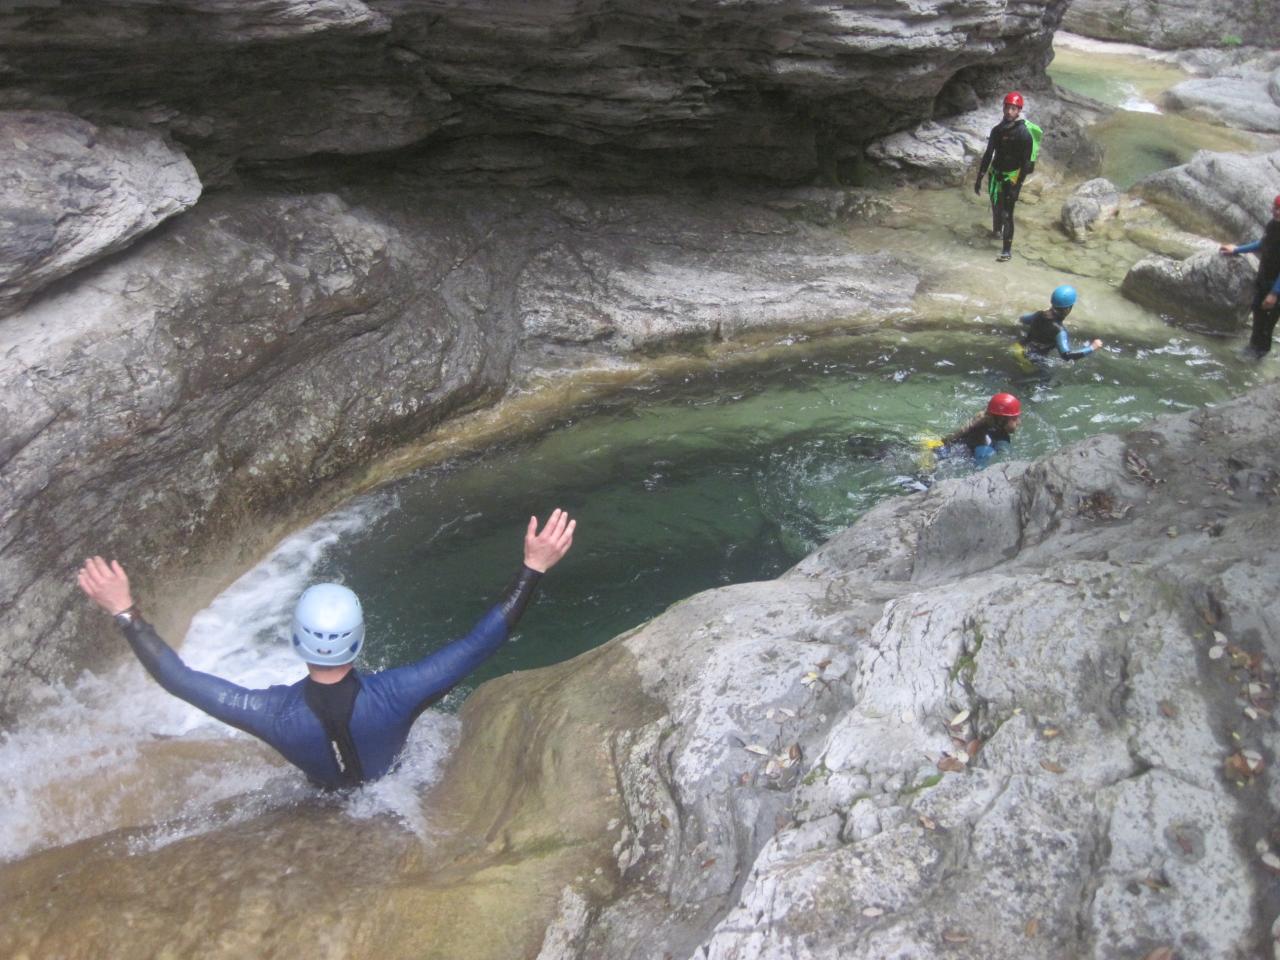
[942,393,1022,463]
[975,92,1036,263]
[1219,194,1280,357]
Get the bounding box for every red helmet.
[1004,91,1024,108]
[1273,194,1280,211]
[987,393,1021,417]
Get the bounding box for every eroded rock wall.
[1063,0,1279,50]
[0,0,1070,185]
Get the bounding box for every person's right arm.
[974,130,996,194]
[1221,239,1261,255]
[77,556,277,739]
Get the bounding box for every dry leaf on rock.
[941,930,971,944]
[862,906,885,918]
[1024,917,1040,937]
[1158,700,1178,719]
[937,754,966,773]
[919,814,937,830]
[744,743,770,756]
[1040,760,1066,774]
[1142,947,1175,960]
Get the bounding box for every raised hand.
[77,556,134,615]
[523,509,576,573]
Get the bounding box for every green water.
[312,323,1262,700]
[1048,42,1261,188]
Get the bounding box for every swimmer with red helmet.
[942,393,1022,463]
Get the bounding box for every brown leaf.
[1224,752,1255,780]
[1142,947,1175,960]
[1023,917,1040,937]
[788,743,802,761]
[937,755,966,773]
[659,814,671,830]
[918,814,937,831]
[816,659,832,671]
[1042,726,1060,739]
[1158,700,1178,719]
[941,930,971,944]
[1040,760,1066,775]
[700,858,717,870]
[965,738,984,757]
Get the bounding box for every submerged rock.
[5,379,1277,960]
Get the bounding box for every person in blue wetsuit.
[77,509,576,789]
[1019,285,1103,361]
[940,393,1022,464]
[1219,194,1280,357]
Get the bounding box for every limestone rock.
[1135,149,1280,237]
[0,111,201,316]
[1164,77,1280,133]
[1063,0,1279,50]
[0,0,1072,183]
[1061,177,1122,240]
[1120,249,1255,328]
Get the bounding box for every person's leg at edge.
[1250,295,1280,355]
[998,188,1016,261]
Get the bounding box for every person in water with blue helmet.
[1019,285,1102,361]
[77,509,576,789]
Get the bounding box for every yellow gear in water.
[1011,341,1035,373]
[916,436,943,471]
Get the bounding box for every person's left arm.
[378,510,575,714]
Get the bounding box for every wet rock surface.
[4,379,1276,960]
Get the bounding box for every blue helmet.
[291,583,364,666]
[1051,285,1077,310]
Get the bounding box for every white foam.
[0,489,465,863]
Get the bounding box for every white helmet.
[291,583,364,666]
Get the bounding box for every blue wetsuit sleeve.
[1056,328,1093,360]
[1234,239,1261,255]
[376,566,543,716]
[1019,312,1035,326]
[121,618,276,739]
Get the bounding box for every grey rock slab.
[1063,0,1278,50]
[1165,77,1280,133]
[0,111,201,316]
[1121,248,1256,328]
[1061,177,1122,240]
[1136,148,1280,237]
